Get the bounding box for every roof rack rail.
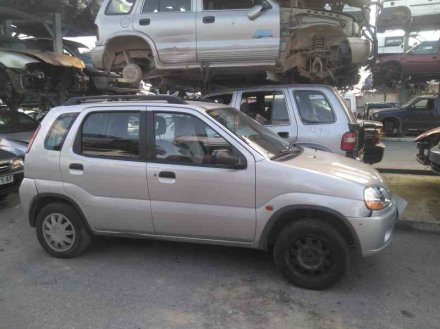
[64,95,187,106]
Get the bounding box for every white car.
[377,0,440,31]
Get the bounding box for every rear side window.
[44,113,78,151]
[80,112,140,160]
[293,90,336,124]
[143,0,192,12]
[106,0,136,14]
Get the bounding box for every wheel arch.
[102,32,158,71]
[259,205,361,253]
[29,193,93,233]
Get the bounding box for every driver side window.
[413,99,434,111]
[154,112,236,166]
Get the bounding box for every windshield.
[0,111,39,134]
[206,107,298,159]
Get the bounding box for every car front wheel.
[36,202,91,258]
[273,219,349,290]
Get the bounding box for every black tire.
[383,118,401,136]
[273,219,349,290]
[35,202,91,258]
[0,194,8,202]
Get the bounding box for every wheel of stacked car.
[35,202,91,258]
[383,118,401,136]
[273,219,349,290]
[0,195,8,202]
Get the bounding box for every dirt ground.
[384,174,440,223]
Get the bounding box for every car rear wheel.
[36,202,91,258]
[383,118,401,136]
[273,219,349,290]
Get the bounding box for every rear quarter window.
[44,113,78,151]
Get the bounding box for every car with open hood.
[20,94,406,290]
[0,110,39,155]
[0,148,24,201]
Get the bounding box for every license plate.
[0,175,14,186]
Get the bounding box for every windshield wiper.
[271,144,302,160]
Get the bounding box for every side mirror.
[212,149,247,169]
[248,1,271,21]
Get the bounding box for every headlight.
[11,158,24,170]
[364,186,392,210]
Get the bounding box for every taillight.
[341,131,357,152]
[26,125,40,154]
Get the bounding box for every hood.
[369,107,402,115]
[415,127,440,142]
[0,131,33,143]
[282,148,385,187]
[0,148,17,161]
[0,49,85,69]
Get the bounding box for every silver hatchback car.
[20,95,406,290]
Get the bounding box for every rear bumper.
[0,171,24,196]
[347,193,407,257]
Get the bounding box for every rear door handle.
[278,132,289,138]
[69,163,83,171]
[139,18,150,26]
[203,16,215,24]
[159,171,176,179]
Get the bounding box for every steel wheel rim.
[286,236,334,277]
[42,213,76,252]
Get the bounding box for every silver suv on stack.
[20,95,406,290]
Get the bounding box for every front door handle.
[69,163,83,171]
[159,171,176,179]
[278,132,289,138]
[139,18,151,26]
[203,16,215,24]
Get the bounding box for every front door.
[133,0,197,64]
[146,107,256,241]
[196,0,279,63]
[405,41,440,74]
[60,108,155,233]
[403,98,438,130]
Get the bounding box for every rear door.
[235,88,298,141]
[146,106,256,241]
[132,0,197,64]
[60,107,155,234]
[196,0,279,63]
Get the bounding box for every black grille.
[0,161,11,173]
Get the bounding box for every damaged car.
[416,126,440,175]
[0,48,88,110]
[92,0,376,89]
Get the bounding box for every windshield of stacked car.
[0,112,39,134]
[206,107,300,159]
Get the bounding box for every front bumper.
[0,171,24,196]
[347,193,407,257]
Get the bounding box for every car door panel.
[146,107,256,241]
[132,0,197,64]
[196,2,280,63]
[60,108,155,233]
